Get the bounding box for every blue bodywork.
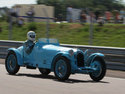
[8,38,105,74]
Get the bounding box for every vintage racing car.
[5,38,106,81]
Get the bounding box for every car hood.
[42,44,77,52]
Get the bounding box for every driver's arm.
[23,41,34,54]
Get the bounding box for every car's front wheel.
[5,51,20,75]
[39,68,50,75]
[54,57,71,81]
[89,57,106,82]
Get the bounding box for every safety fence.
[0,40,125,71]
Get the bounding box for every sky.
[0,0,37,8]
[0,0,125,8]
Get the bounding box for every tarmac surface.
[1,59,125,79]
[0,63,125,94]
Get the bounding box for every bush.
[28,22,37,31]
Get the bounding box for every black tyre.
[89,57,106,82]
[5,51,20,75]
[39,68,50,75]
[54,57,71,81]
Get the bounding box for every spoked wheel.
[5,51,20,75]
[89,57,106,82]
[54,57,71,81]
[39,68,50,75]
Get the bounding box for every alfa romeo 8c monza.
[5,38,106,81]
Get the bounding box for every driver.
[24,31,36,54]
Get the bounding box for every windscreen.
[38,38,59,44]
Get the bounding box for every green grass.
[0,21,125,47]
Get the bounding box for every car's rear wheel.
[54,57,71,81]
[39,68,50,75]
[5,51,20,75]
[89,57,106,82]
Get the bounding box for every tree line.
[37,0,125,19]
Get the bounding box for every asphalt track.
[0,63,125,94]
[1,59,125,78]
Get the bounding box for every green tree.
[37,0,125,19]
[37,0,66,19]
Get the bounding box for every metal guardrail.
[61,44,125,71]
[61,44,125,63]
[0,40,125,71]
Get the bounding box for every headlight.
[69,50,74,56]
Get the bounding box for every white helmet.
[27,31,36,41]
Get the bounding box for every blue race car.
[5,38,106,81]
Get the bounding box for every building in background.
[13,4,54,22]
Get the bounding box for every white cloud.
[0,0,37,8]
